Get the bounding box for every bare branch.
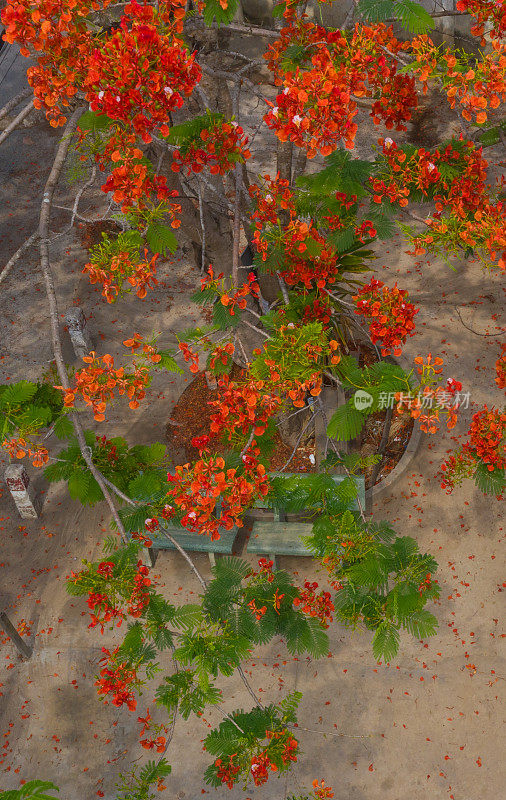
[0,230,39,286]
[0,86,33,124]
[38,105,129,543]
[0,100,35,147]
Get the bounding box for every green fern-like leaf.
[145,223,178,256]
[327,402,366,441]
[473,462,505,496]
[372,620,400,661]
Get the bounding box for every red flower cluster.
[219,272,260,315]
[293,581,335,628]
[58,351,151,420]
[85,4,202,144]
[209,376,283,439]
[178,342,200,374]
[302,297,333,327]
[263,20,417,157]
[208,342,235,372]
[86,591,124,633]
[215,754,242,789]
[353,278,418,356]
[127,561,151,617]
[95,646,138,711]
[468,405,506,471]
[171,121,251,176]
[440,448,477,493]
[250,750,279,786]
[2,437,49,468]
[456,0,506,42]
[84,247,159,303]
[166,454,270,540]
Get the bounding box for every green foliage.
[204,693,302,787]
[326,357,413,442]
[156,669,221,719]
[166,111,223,147]
[114,758,171,800]
[473,462,505,496]
[0,380,65,450]
[356,0,435,34]
[76,109,116,134]
[249,321,326,385]
[306,511,439,660]
[145,223,178,257]
[202,0,240,25]
[44,432,167,506]
[477,118,506,147]
[0,783,59,800]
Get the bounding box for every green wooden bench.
[246,473,365,568]
[145,523,237,567]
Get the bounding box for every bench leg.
[141,547,157,568]
[208,551,216,568]
[269,553,278,571]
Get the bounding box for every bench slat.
[248,522,313,557]
[135,526,237,554]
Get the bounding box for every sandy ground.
[1,34,505,800]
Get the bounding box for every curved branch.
[38,105,129,543]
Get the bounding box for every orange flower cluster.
[353,277,418,356]
[178,342,200,374]
[171,120,251,176]
[84,3,202,144]
[84,247,159,302]
[209,376,283,439]
[293,581,335,628]
[456,0,506,44]
[100,151,180,216]
[409,203,506,271]
[249,177,343,289]
[1,0,109,127]
[166,454,269,540]
[209,342,235,371]
[59,351,151,421]
[312,779,335,799]
[220,272,260,314]
[264,20,416,157]
[468,405,506,471]
[2,437,49,468]
[394,355,461,433]
[122,333,162,364]
[410,36,505,125]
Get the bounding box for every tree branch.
[0,86,33,124]
[38,105,129,543]
[0,100,35,147]
[0,230,39,285]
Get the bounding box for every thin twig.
[278,411,318,473]
[0,100,35,147]
[455,305,506,337]
[0,86,33,124]
[70,165,98,228]
[0,230,39,285]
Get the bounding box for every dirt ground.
[1,33,505,800]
